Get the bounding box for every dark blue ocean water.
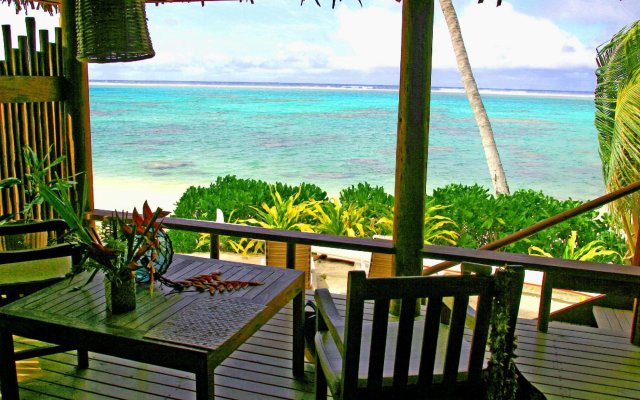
[89,82,601,201]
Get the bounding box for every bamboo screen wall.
[0,17,76,221]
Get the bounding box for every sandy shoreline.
[92,176,190,212]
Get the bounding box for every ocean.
[89,81,602,206]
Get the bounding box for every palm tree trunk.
[439,0,510,195]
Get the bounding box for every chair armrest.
[315,288,345,350]
[0,243,74,264]
[0,219,69,236]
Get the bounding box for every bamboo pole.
[2,25,20,218]
[40,28,55,219]
[0,28,9,217]
[393,0,435,277]
[53,28,64,179]
[25,21,43,220]
[13,45,28,219]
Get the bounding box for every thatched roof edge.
[3,0,503,15]
[1,0,59,15]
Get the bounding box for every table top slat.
[0,254,304,368]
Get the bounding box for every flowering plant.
[87,202,168,284]
[22,146,171,285]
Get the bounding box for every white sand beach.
[92,177,189,213]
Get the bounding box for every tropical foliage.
[171,176,625,261]
[170,175,325,252]
[22,147,168,284]
[595,20,640,263]
[528,231,621,263]
[377,201,459,246]
[307,198,370,237]
[244,189,315,232]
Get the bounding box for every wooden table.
[0,254,305,400]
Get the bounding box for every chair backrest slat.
[468,290,494,383]
[342,271,367,400]
[367,299,390,392]
[392,297,418,391]
[443,294,470,387]
[417,296,443,391]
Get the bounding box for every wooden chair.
[314,268,524,399]
[266,240,314,289]
[0,220,88,366]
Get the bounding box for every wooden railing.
[423,180,640,276]
[92,208,640,343]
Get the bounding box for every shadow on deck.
[9,291,640,399]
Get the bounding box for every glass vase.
[104,273,136,314]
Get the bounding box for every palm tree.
[439,0,510,195]
[595,20,640,263]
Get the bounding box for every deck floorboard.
[6,291,640,399]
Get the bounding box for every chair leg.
[77,349,89,369]
[314,357,328,400]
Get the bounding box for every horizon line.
[88,79,594,95]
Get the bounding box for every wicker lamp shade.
[75,0,155,63]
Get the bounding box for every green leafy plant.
[244,189,315,232]
[528,230,621,263]
[429,183,625,258]
[23,146,168,286]
[196,232,264,256]
[171,175,326,252]
[225,237,264,256]
[339,182,394,221]
[307,198,369,237]
[423,202,459,245]
[377,201,459,245]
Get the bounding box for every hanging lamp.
[75,0,155,63]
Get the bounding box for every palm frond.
[595,20,640,262]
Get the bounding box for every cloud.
[0,10,59,59]
[431,2,595,69]
[0,0,611,90]
[332,3,402,70]
[537,0,640,24]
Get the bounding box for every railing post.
[286,241,295,270]
[209,233,220,259]
[537,272,552,332]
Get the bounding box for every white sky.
[1,0,639,91]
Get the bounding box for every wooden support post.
[61,0,94,211]
[286,241,296,270]
[209,234,220,259]
[393,0,435,278]
[537,272,553,333]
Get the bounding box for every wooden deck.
[515,318,640,400]
[6,291,640,399]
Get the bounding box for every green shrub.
[428,184,625,260]
[170,178,625,261]
[170,175,326,253]
[339,182,394,220]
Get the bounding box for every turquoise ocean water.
[89,82,602,201]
